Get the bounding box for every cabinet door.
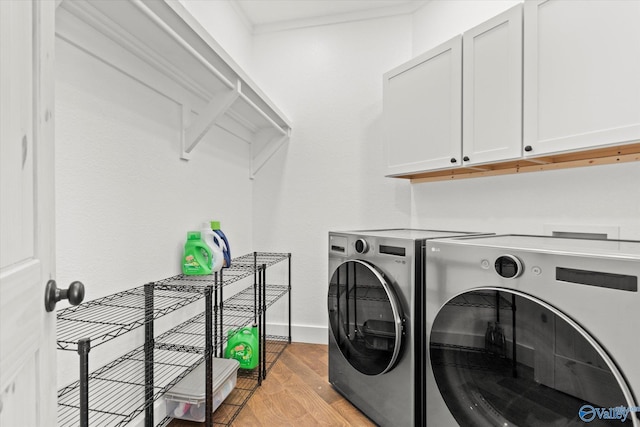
[384,36,462,176]
[463,4,522,166]
[523,0,640,156]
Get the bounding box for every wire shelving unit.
[56,252,291,427]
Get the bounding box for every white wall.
[411,164,640,239]
[54,33,254,304]
[412,0,520,55]
[410,0,640,239]
[54,7,255,387]
[179,0,254,73]
[250,16,414,343]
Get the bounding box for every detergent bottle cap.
[210,221,221,230]
[187,231,201,240]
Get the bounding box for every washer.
[425,235,640,426]
[328,229,485,427]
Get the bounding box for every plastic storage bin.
[164,358,240,422]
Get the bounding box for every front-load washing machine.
[328,229,486,427]
[425,234,640,426]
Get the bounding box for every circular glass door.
[430,289,637,426]
[328,260,404,375]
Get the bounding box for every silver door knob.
[44,280,84,312]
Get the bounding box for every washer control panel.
[494,255,523,279]
[329,233,411,260]
[329,235,348,255]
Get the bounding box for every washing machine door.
[328,260,404,376]
[429,289,638,426]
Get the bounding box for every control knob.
[354,238,369,254]
[494,255,522,279]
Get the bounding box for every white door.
[384,36,462,176]
[462,4,522,166]
[0,1,57,425]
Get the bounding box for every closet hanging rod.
[129,0,235,91]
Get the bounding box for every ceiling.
[232,0,428,34]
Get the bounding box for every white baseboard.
[266,322,328,345]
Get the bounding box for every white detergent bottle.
[201,222,224,272]
[210,220,231,267]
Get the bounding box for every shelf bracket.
[181,80,241,160]
[250,127,291,179]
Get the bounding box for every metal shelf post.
[205,285,213,427]
[144,283,154,427]
[261,264,267,380]
[288,253,292,343]
[77,338,91,427]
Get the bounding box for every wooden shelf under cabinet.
[394,142,640,183]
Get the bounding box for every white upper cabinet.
[384,36,462,176]
[383,5,522,176]
[462,4,523,166]
[523,0,640,157]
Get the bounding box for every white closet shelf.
[56,0,291,177]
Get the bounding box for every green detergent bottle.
[225,324,259,369]
[182,231,213,275]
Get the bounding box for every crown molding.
[250,1,428,35]
[227,0,254,34]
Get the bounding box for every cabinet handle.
[524,145,533,152]
[450,158,457,163]
[463,156,470,162]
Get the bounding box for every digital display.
[556,267,637,292]
[379,245,405,257]
[331,245,345,253]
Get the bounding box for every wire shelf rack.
[211,338,288,426]
[224,284,289,312]
[152,308,257,354]
[447,291,513,310]
[327,283,390,303]
[56,252,291,427]
[56,284,205,351]
[58,347,203,427]
[232,252,290,269]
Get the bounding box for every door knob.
[44,280,85,312]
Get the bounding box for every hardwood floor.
[169,343,376,426]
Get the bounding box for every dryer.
[328,229,485,427]
[425,235,640,426]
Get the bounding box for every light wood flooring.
[168,343,376,426]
